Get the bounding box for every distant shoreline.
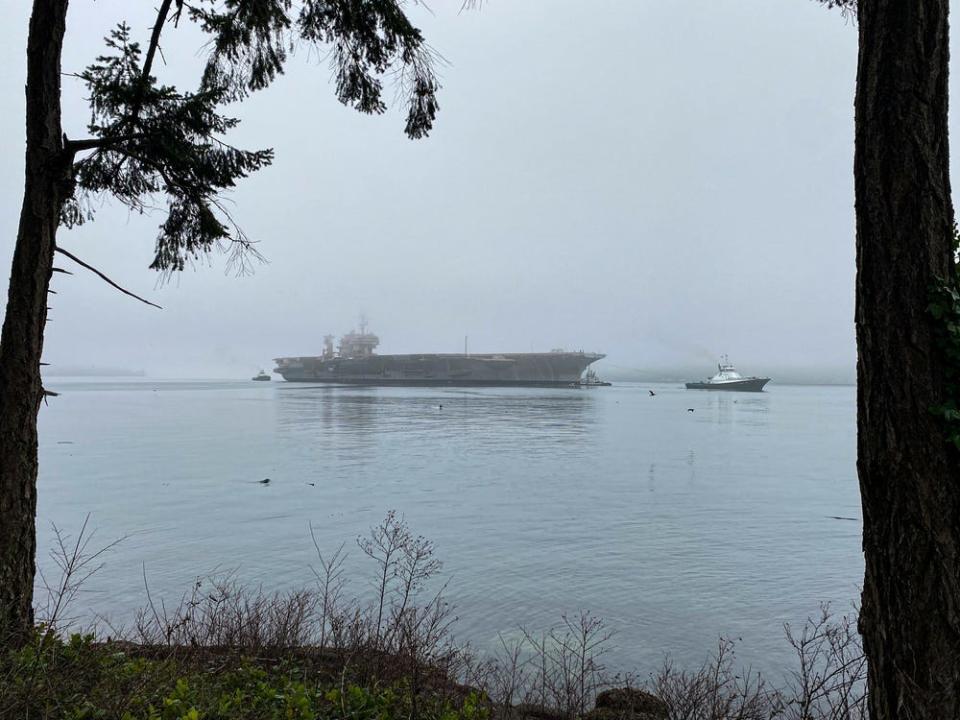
[43,367,146,378]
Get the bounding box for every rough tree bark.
[0,0,70,643]
[855,0,960,717]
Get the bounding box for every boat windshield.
[710,368,743,381]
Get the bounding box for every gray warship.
[273,320,606,387]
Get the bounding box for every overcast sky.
[0,1,868,378]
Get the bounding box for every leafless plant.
[487,634,532,713]
[35,514,125,635]
[780,604,867,720]
[357,510,444,653]
[358,509,409,646]
[514,611,614,719]
[648,607,866,720]
[310,523,348,650]
[131,571,319,652]
[651,637,775,720]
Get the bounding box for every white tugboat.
[685,356,770,392]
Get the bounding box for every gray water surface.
[37,379,862,673]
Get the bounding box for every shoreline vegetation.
[3,514,866,719]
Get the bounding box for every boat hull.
[685,378,770,392]
[274,352,605,387]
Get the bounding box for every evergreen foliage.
[62,0,440,275]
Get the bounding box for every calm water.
[37,379,862,673]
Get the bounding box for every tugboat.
[685,356,769,392]
[577,368,612,387]
[251,370,271,382]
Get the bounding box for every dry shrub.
[651,638,776,720]
[103,509,470,709]
[35,514,124,636]
[131,573,321,651]
[780,604,866,719]
[647,606,866,720]
[28,514,868,720]
[473,612,614,720]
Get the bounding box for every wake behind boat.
[685,356,770,392]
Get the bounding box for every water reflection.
[273,385,599,472]
[700,391,771,428]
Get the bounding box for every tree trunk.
[0,0,69,644]
[854,0,960,716]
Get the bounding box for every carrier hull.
[273,352,605,387]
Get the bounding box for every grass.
[0,632,488,720]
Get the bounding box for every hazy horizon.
[0,2,884,379]
[43,362,856,386]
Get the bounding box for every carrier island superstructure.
[273,321,606,387]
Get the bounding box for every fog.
[0,1,864,381]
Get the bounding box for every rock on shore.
[584,688,669,720]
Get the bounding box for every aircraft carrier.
[273,321,606,387]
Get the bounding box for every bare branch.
[54,247,162,309]
[36,514,127,633]
[142,0,175,90]
[65,133,145,153]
